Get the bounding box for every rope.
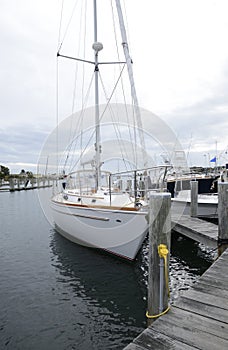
[146,305,171,319]
[158,244,170,297]
[146,244,170,319]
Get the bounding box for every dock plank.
[210,256,228,268]
[192,281,228,299]
[182,288,228,310]
[157,307,228,340]
[200,267,228,282]
[133,327,196,350]
[175,296,228,324]
[171,214,218,247]
[124,344,146,350]
[124,249,228,349]
[150,310,228,350]
[198,275,228,290]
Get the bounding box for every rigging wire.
[57,0,144,174]
[60,0,89,173]
[81,0,88,109]
[57,0,80,53]
[67,72,95,172]
[186,133,193,161]
[71,1,82,114]
[56,0,80,175]
[69,64,127,172]
[58,68,95,174]
[70,0,87,113]
[111,0,136,164]
[64,0,86,170]
[99,72,133,171]
[57,0,64,50]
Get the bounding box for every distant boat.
[167,173,219,198]
[172,165,228,217]
[169,170,227,216]
[171,190,218,217]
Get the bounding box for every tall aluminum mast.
[93,0,103,190]
[115,0,148,168]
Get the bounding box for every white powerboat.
[171,190,218,216]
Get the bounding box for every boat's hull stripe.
[52,207,110,221]
[51,199,139,212]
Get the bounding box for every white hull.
[51,196,148,260]
[171,191,218,216]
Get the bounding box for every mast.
[93,0,102,190]
[115,0,148,168]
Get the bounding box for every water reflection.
[49,229,146,349]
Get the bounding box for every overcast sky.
[1,0,228,174]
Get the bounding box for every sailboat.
[50,0,167,260]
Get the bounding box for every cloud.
[0,0,58,129]
[0,124,50,172]
[159,68,228,166]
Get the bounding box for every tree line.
[0,165,33,180]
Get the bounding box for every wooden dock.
[124,249,228,350]
[8,184,52,192]
[171,214,218,248]
[0,178,54,192]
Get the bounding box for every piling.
[9,178,15,191]
[17,178,20,189]
[30,178,35,187]
[147,192,171,326]
[190,180,198,217]
[218,182,228,256]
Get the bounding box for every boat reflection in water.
[49,229,146,349]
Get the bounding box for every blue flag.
[210,156,216,162]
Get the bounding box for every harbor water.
[0,189,215,349]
